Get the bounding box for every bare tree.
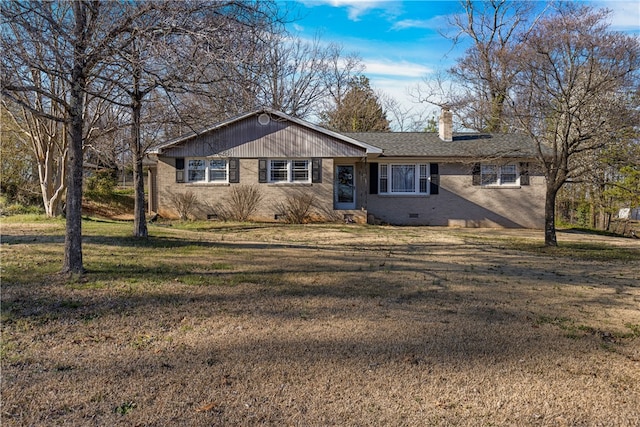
[0,2,175,270]
[2,1,285,269]
[0,103,40,206]
[2,2,79,218]
[257,33,364,119]
[1,1,135,273]
[1,97,67,217]
[511,4,640,246]
[118,1,281,237]
[381,94,435,132]
[415,0,545,132]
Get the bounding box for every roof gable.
[153,109,381,157]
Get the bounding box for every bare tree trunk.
[544,184,558,247]
[130,37,148,239]
[63,90,85,273]
[132,95,147,238]
[62,2,87,275]
[39,144,67,218]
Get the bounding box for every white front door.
[335,165,356,209]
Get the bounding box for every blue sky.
[283,1,640,114]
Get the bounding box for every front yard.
[1,218,639,425]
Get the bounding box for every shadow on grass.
[2,223,638,346]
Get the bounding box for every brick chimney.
[438,108,453,142]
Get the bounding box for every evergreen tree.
[321,75,390,132]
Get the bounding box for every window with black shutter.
[175,158,185,183]
[430,163,439,195]
[519,162,530,186]
[229,158,240,183]
[369,163,378,194]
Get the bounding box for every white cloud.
[601,1,640,30]
[391,19,433,30]
[364,59,433,78]
[390,15,449,31]
[301,0,399,21]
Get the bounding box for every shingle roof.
[343,132,540,159]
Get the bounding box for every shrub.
[167,191,200,220]
[275,191,317,224]
[86,169,118,195]
[210,185,263,222]
[0,201,44,216]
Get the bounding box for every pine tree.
[322,75,390,132]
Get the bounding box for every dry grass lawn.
[1,218,639,426]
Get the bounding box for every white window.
[187,158,228,183]
[292,160,310,182]
[379,163,430,195]
[419,164,429,193]
[269,159,310,183]
[188,159,206,182]
[208,159,228,182]
[481,164,519,186]
[500,164,517,184]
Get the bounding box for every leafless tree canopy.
[414,0,544,132]
[1,0,286,272]
[511,3,640,245]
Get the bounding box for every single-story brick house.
[148,108,545,228]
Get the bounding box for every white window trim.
[379,162,431,195]
[186,158,229,183]
[268,159,311,184]
[481,163,520,187]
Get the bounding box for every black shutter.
[430,163,439,195]
[472,163,481,186]
[258,159,268,183]
[519,162,530,186]
[369,163,378,194]
[229,158,239,183]
[311,158,322,183]
[175,158,185,183]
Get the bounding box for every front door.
[335,165,356,209]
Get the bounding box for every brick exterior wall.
[156,157,368,223]
[156,157,545,228]
[366,163,545,228]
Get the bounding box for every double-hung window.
[481,164,518,186]
[208,159,228,182]
[269,159,310,183]
[188,159,206,182]
[379,163,430,195]
[186,158,228,183]
[500,164,517,184]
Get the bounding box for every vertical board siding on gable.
[161,116,365,158]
